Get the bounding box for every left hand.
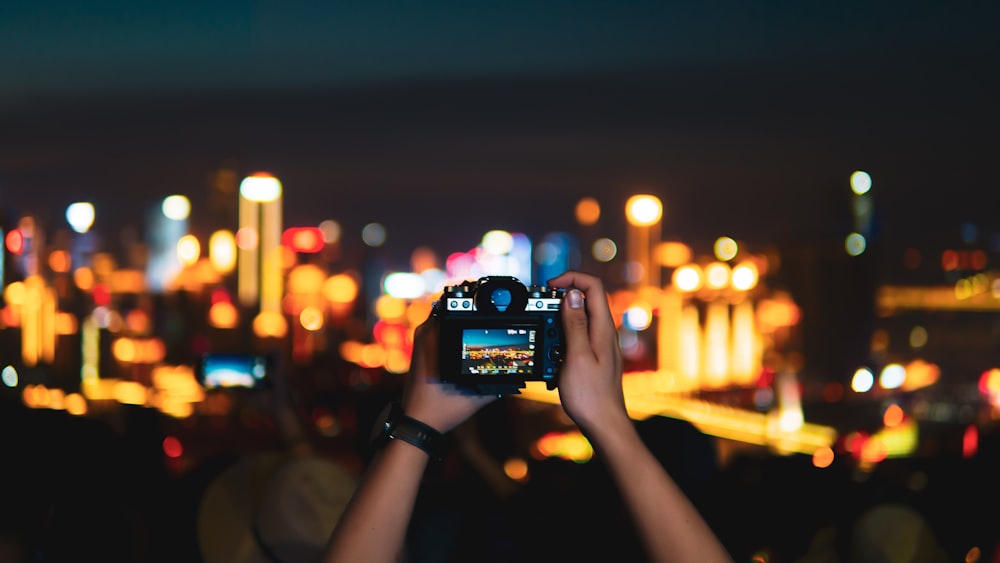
[400,315,496,432]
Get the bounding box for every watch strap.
[386,403,446,462]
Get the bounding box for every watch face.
[369,402,396,445]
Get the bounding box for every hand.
[547,271,735,562]
[546,271,628,439]
[400,314,496,433]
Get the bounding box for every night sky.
[2,1,998,266]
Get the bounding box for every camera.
[433,276,565,394]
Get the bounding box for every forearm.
[458,440,522,499]
[590,418,733,563]
[324,439,430,563]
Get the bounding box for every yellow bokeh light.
[177,235,201,266]
[324,273,359,304]
[375,295,407,322]
[713,237,738,261]
[592,238,618,262]
[845,232,866,256]
[481,230,514,255]
[161,195,191,220]
[359,343,386,368]
[850,170,872,195]
[672,265,702,292]
[4,281,25,305]
[731,262,759,291]
[113,338,137,363]
[704,262,730,290]
[253,310,288,338]
[656,241,691,267]
[114,380,148,406]
[209,230,237,274]
[240,172,282,202]
[625,194,662,227]
[288,263,326,296]
[384,349,411,374]
[299,306,325,332]
[208,301,239,329]
[74,266,95,291]
[64,393,88,416]
[339,340,363,364]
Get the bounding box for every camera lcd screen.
[459,327,537,376]
[198,353,270,389]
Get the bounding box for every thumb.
[560,288,594,363]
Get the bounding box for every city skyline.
[1,3,997,265]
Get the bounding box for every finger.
[409,317,439,379]
[559,287,595,365]
[548,271,617,354]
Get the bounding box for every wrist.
[579,412,637,450]
[370,402,447,462]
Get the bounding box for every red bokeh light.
[4,229,24,254]
[282,227,325,253]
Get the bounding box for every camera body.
[433,276,565,394]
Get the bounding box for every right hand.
[546,271,628,438]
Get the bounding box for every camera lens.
[490,288,512,312]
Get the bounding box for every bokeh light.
[362,223,386,247]
[209,230,237,274]
[65,202,96,234]
[845,233,866,256]
[851,367,875,393]
[657,241,692,267]
[319,219,342,243]
[625,194,662,226]
[673,264,702,292]
[161,195,191,220]
[592,238,617,262]
[575,197,601,226]
[240,172,282,202]
[879,363,906,390]
[714,236,738,261]
[850,170,872,195]
[481,230,514,255]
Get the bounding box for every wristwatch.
[370,401,446,462]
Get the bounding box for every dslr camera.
[433,276,565,394]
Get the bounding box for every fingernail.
[567,289,583,309]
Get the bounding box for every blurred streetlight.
[65,203,95,234]
[65,202,98,281]
[625,194,663,288]
[208,230,237,274]
[850,169,873,240]
[238,172,286,339]
[147,195,190,293]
